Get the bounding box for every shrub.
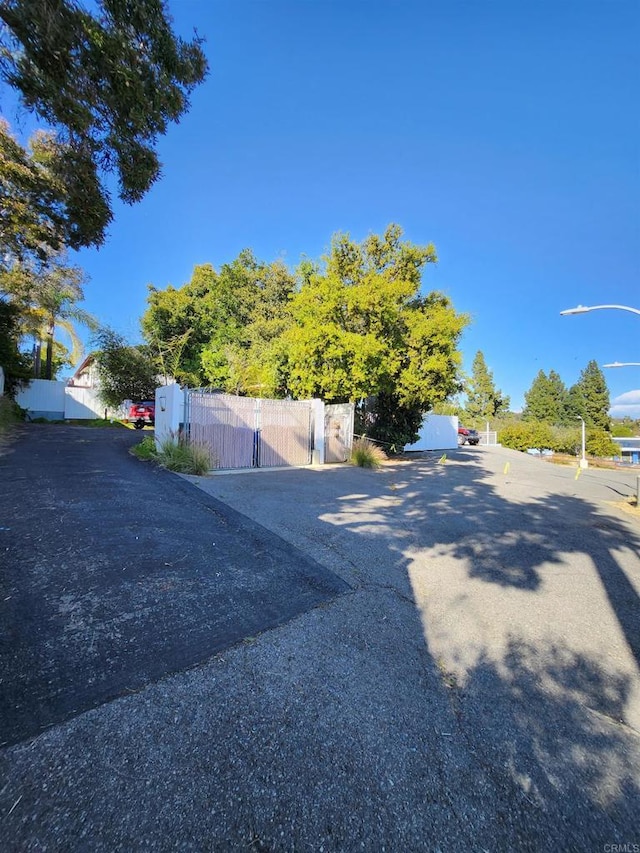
[131,436,157,461]
[586,429,619,459]
[359,394,424,453]
[611,423,635,438]
[551,426,581,455]
[350,436,387,469]
[157,433,211,475]
[500,421,553,453]
[500,420,620,460]
[0,396,24,434]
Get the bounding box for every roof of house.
[68,353,98,386]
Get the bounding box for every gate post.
[311,398,325,465]
[155,383,186,450]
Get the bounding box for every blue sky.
[6,1,640,416]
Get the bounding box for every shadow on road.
[304,453,640,839]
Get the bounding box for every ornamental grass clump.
[157,434,211,475]
[350,436,387,469]
[131,435,157,461]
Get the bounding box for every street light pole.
[577,416,588,469]
[578,415,589,468]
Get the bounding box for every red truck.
[128,401,155,430]
[458,426,480,446]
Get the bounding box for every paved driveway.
[0,425,347,746]
[1,434,639,850]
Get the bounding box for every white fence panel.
[478,430,498,446]
[64,386,107,419]
[16,379,66,419]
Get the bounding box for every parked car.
[128,401,155,429]
[458,426,480,446]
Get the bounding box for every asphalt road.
[0,425,347,745]
[1,430,639,851]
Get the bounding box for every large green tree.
[571,360,611,431]
[0,0,207,260]
[143,263,220,387]
[464,350,510,422]
[280,225,468,447]
[523,369,569,425]
[141,227,468,448]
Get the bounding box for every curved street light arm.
[560,304,640,316]
[602,362,640,368]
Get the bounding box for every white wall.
[15,379,117,419]
[16,379,66,418]
[64,386,109,419]
[404,414,458,451]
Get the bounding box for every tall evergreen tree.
[572,360,611,430]
[565,382,585,422]
[523,369,569,424]
[464,350,510,421]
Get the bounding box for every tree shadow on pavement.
[305,453,640,840]
[328,454,640,665]
[451,638,640,847]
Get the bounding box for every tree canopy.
[0,120,110,265]
[92,328,159,407]
[523,369,570,425]
[0,0,208,261]
[0,298,31,394]
[522,362,611,431]
[142,225,469,448]
[280,227,466,415]
[571,360,610,431]
[142,251,296,392]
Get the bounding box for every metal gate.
[324,403,354,463]
[186,391,313,470]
